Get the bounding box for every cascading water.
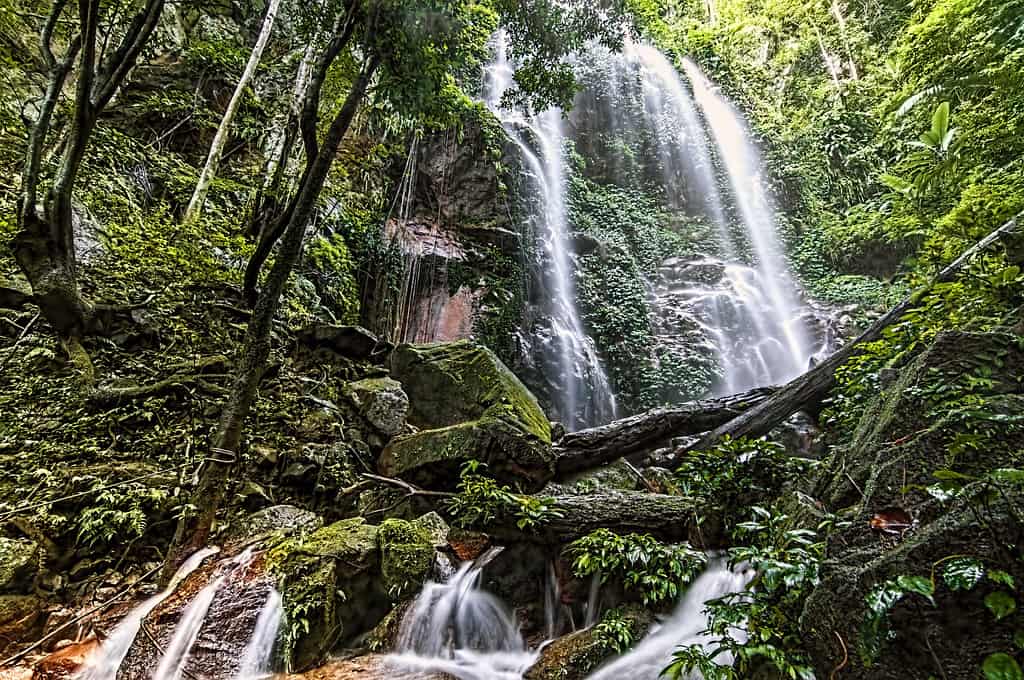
[585,562,750,680]
[485,32,618,431]
[386,547,538,680]
[234,589,283,680]
[680,57,817,387]
[75,546,220,680]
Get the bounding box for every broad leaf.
[942,557,985,591]
[985,592,1017,620]
[982,653,1023,680]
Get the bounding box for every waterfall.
[234,589,283,679]
[386,546,538,680]
[74,546,220,680]
[585,562,750,680]
[680,57,815,386]
[485,31,618,431]
[152,573,228,680]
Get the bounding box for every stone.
[769,411,825,459]
[0,538,40,593]
[377,518,437,600]
[345,377,409,436]
[0,595,44,657]
[382,341,553,489]
[222,505,322,545]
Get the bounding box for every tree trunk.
[492,491,697,543]
[831,0,859,80]
[552,386,776,478]
[693,212,1023,450]
[183,0,283,225]
[161,53,382,584]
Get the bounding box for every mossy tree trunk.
[183,0,283,225]
[12,0,164,385]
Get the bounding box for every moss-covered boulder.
[345,376,409,436]
[271,513,443,671]
[524,605,655,680]
[270,518,384,671]
[800,331,1024,679]
[0,538,40,593]
[381,341,553,489]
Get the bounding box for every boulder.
[381,342,553,489]
[524,605,656,680]
[0,595,44,657]
[800,331,1024,679]
[0,538,40,593]
[222,504,322,545]
[345,377,409,436]
[296,324,383,361]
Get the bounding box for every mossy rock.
[270,518,385,672]
[344,376,409,436]
[524,605,655,679]
[383,341,554,489]
[378,517,437,601]
[0,538,40,593]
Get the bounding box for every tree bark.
[161,52,383,585]
[552,386,776,478]
[499,491,697,543]
[693,211,1023,450]
[183,0,283,225]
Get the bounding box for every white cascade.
[680,57,816,387]
[386,547,538,680]
[74,546,220,680]
[233,588,283,680]
[586,562,750,680]
[484,31,618,431]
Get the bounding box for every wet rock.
[284,654,453,679]
[378,517,439,601]
[524,605,656,680]
[345,377,409,436]
[381,341,553,489]
[769,411,825,459]
[0,538,40,593]
[34,639,100,680]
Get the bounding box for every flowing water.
[586,562,750,679]
[75,546,220,680]
[386,547,538,680]
[485,31,618,431]
[234,589,283,680]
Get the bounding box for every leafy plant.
[566,529,706,605]
[445,461,563,531]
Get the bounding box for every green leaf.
[942,557,985,591]
[982,653,1023,680]
[985,592,1017,621]
[1015,631,1024,650]
[896,575,935,604]
[880,173,913,194]
[991,469,1024,485]
[931,101,951,141]
[990,571,1016,588]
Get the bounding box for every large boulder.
[380,342,553,489]
[800,331,1024,679]
[345,377,409,437]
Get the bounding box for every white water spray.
[234,589,282,680]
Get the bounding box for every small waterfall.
[485,31,618,431]
[680,58,815,386]
[585,562,750,680]
[75,546,220,680]
[153,573,228,680]
[387,546,538,680]
[234,589,283,679]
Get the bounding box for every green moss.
[0,539,38,593]
[377,518,435,600]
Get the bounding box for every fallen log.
[553,386,776,478]
[529,491,697,542]
[693,211,1023,450]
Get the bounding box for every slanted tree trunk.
[831,0,859,81]
[553,386,776,478]
[183,0,283,225]
[13,0,165,385]
[161,47,383,584]
[694,212,1023,450]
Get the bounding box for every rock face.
[800,331,1024,679]
[380,341,554,489]
[0,538,39,592]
